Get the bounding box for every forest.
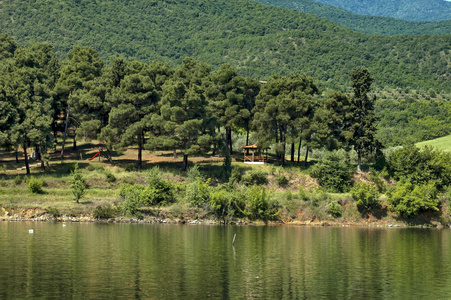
[1,0,451,224]
[0,0,450,92]
[2,35,451,223]
[0,35,380,173]
[256,0,451,36]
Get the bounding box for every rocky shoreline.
[1,207,447,228]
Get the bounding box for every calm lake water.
[1,222,451,299]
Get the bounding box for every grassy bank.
[0,143,449,228]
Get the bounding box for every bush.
[186,177,211,207]
[351,182,380,211]
[142,167,175,205]
[388,144,451,190]
[244,186,280,220]
[124,164,136,172]
[94,205,117,219]
[119,183,145,216]
[310,152,354,192]
[230,167,242,183]
[208,189,246,221]
[105,171,116,183]
[187,165,203,183]
[28,177,44,194]
[387,181,439,217]
[70,163,86,203]
[46,207,60,218]
[276,174,289,187]
[328,201,343,218]
[241,170,268,186]
[14,175,23,186]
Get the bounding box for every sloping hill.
[417,135,451,152]
[255,0,451,35]
[0,0,450,91]
[310,0,451,21]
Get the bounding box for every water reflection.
[1,222,451,299]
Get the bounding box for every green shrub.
[105,171,116,183]
[46,207,60,218]
[245,186,280,220]
[276,174,289,187]
[209,188,246,221]
[328,201,343,218]
[70,163,86,203]
[28,177,44,194]
[14,175,23,186]
[187,165,203,183]
[387,181,439,217]
[351,182,380,211]
[124,164,136,172]
[186,177,211,207]
[230,167,242,183]
[94,205,117,219]
[143,167,175,205]
[241,170,268,186]
[310,152,354,192]
[368,168,387,193]
[119,183,145,216]
[388,144,451,190]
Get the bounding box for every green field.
[416,135,451,152]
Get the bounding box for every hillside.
[255,0,451,36]
[310,0,451,22]
[0,0,450,91]
[417,135,451,152]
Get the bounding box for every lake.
[1,222,451,299]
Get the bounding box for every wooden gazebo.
[241,144,269,164]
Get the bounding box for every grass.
[0,138,448,226]
[416,135,451,152]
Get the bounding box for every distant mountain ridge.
[0,0,450,92]
[255,0,451,35]
[310,0,451,21]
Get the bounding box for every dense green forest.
[3,35,451,222]
[0,0,450,92]
[309,0,451,21]
[0,35,381,174]
[255,0,451,35]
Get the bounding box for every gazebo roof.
[241,144,258,150]
[240,144,270,150]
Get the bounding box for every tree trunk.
[290,143,295,162]
[304,145,309,167]
[15,147,19,163]
[297,136,302,163]
[137,132,143,170]
[73,127,77,150]
[226,127,233,155]
[173,149,177,159]
[182,154,189,171]
[23,144,30,175]
[35,145,41,161]
[61,105,70,161]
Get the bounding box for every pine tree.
[344,68,381,171]
[150,58,213,171]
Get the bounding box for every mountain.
[255,0,451,35]
[309,0,451,22]
[0,0,450,91]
